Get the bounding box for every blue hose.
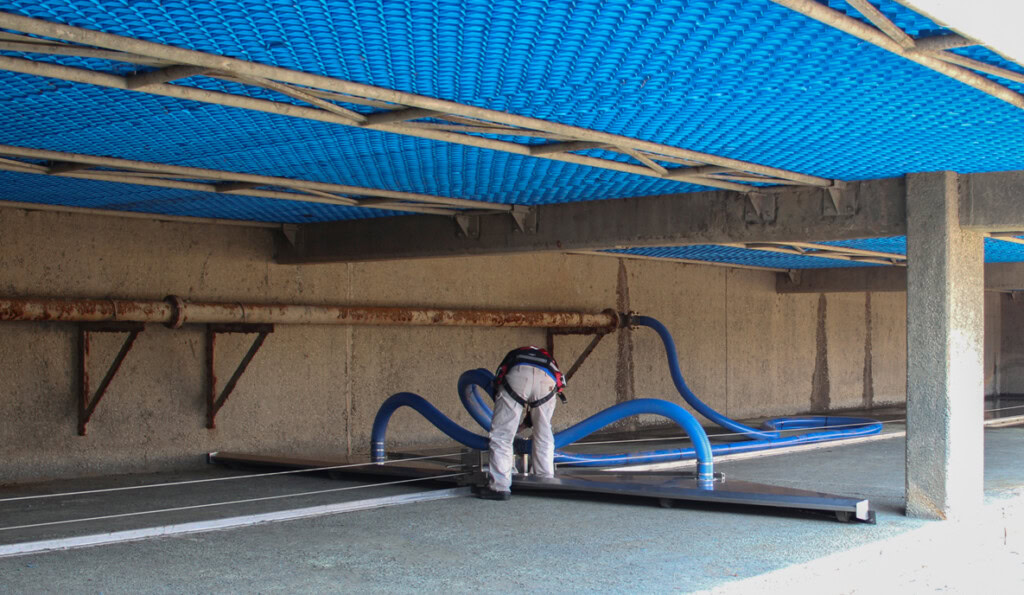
[373,388,716,479]
[456,370,714,473]
[457,368,498,431]
[631,315,777,440]
[370,315,881,472]
[371,392,490,461]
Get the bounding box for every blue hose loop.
[457,368,497,431]
[553,415,881,468]
[371,315,881,472]
[371,388,716,478]
[551,398,714,480]
[456,371,714,478]
[631,315,777,440]
[370,392,490,462]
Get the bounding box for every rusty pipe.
[0,296,622,331]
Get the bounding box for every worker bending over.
[477,346,566,500]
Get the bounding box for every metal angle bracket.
[454,214,480,239]
[744,192,777,224]
[509,205,538,234]
[280,223,299,246]
[823,182,856,217]
[206,323,274,429]
[77,322,146,436]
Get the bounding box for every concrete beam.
[905,171,985,520]
[777,262,1024,293]
[960,170,1024,232]
[276,178,907,263]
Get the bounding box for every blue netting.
[605,245,884,270]
[0,170,391,222]
[1,0,1024,227]
[830,237,1024,264]
[611,237,1024,270]
[950,46,1024,94]
[822,237,906,255]
[829,0,948,37]
[980,237,1024,263]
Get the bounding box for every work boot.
[475,486,511,501]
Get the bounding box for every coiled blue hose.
[370,315,882,471]
[453,370,881,467]
[373,389,716,479]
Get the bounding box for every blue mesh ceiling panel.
[605,245,883,270]
[612,237,1024,270]
[0,170,388,222]
[0,0,1023,246]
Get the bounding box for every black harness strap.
[501,376,565,430]
[501,377,559,408]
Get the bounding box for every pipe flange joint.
[597,308,627,330]
[164,294,186,329]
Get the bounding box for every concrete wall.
[1,208,911,483]
[995,293,1024,395]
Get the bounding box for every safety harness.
[493,347,567,428]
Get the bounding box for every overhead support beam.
[960,170,1024,231]
[927,51,1024,86]
[0,11,840,193]
[912,33,976,52]
[771,0,1024,111]
[46,161,94,175]
[529,141,607,156]
[0,144,509,218]
[362,107,439,126]
[124,64,207,89]
[726,240,905,266]
[846,0,916,49]
[0,199,278,229]
[275,177,908,263]
[571,250,790,273]
[777,261,1024,293]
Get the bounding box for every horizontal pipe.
[0,296,621,330]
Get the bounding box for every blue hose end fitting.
[697,461,715,487]
[371,441,385,463]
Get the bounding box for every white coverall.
[487,364,558,493]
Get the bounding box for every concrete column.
[905,171,985,520]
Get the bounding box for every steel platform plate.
[513,471,873,522]
[207,452,874,523]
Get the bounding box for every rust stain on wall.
[614,259,635,409]
[862,292,875,410]
[810,293,831,412]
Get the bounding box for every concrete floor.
[1,426,1023,594]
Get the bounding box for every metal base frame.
[208,450,875,523]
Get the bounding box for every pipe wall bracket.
[206,323,274,429]
[77,322,145,436]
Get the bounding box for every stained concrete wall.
[2,208,911,483]
[995,293,1024,395]
[985,291,1001,395]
